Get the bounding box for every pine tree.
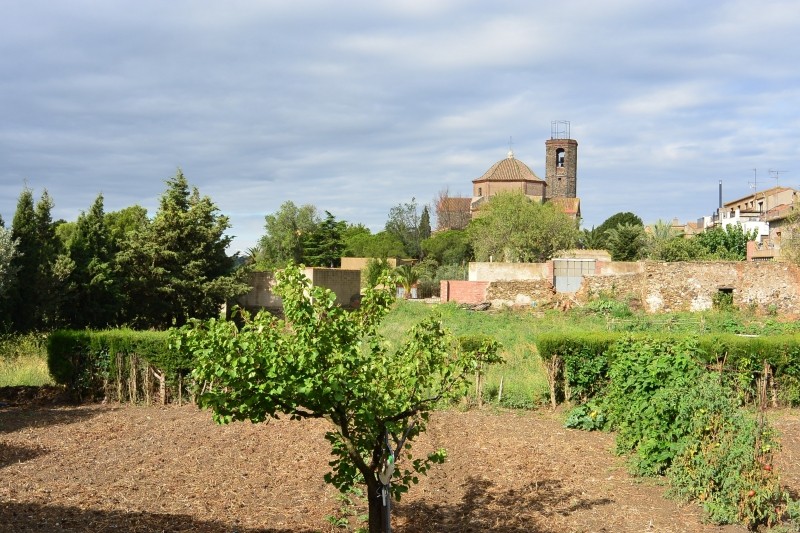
[303,211,344,267]
[8,188,59,330]
[117,170,248,328]
[62,194,119,328]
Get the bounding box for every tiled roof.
[472,156,544,183]
[437,197,471,211]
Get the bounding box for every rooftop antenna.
[749,168,758,195]
[769,169,788,188]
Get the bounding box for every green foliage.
[8,188,61,331]
[421,229,472,266]
[180,263,490,532]
[0,225,19,302]
[564,400,606,430]
[584,293,633,318]
[667,374,788,528]
[712,290,734,311]
[652,236,708,261]
[595,212,643,249]
[116,170,247,329]
[603,336,704,475]
[0,333,52,386]
[695,224,757,261]
[303,210,345,268]
[256,200,319,269]
[62,194,119,329]
[556,333,795,528]
[364,257,391,288]
[468,192,579,262]
[48,329,178,401]
[394,264,419,299]
[605,222,647,261]
[578,225,604,249]
[385,198,425,259]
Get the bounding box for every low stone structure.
[441,259,800,314]
[236,267,362,313]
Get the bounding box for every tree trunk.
[366,476,386,533]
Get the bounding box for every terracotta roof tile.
[472,157,544,183]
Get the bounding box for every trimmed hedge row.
[537,332,800,407]
[47,329,191,403]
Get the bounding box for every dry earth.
[1,387,799,533]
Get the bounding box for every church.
[471,121,581,220]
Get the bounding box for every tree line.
[0,177,766,333]
[0,171,248,332]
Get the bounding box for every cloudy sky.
[3,0,800,252]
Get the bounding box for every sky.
[2,0,800,253]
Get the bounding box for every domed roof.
[472,152,543,183]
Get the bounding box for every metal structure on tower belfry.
[551,120,570,140]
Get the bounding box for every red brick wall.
[440,280,489,304]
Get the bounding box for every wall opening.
[556,148,565,168]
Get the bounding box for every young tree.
[385,198,423,259]
[177,264,496,533]
[394,264,419,299]
[695,224,757,260]
[117,170,248,328]
[256,201,319,269]
[419,206,431,242]
[468,192,579,262]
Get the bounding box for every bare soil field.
[1,387,799,533]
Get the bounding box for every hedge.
[536,332,800,408]
[47,329,191,403]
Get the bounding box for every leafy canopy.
[468,192,579,262]
[177,263,494,532]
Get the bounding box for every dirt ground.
[1,387,799,533]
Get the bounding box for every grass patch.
[0,333,54,387]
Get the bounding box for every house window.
[478,187,483,196]
[556,148,565,168]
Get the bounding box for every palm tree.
[394,264,419,299]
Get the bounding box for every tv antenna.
[769,169,788,188]
[749,168,758,194]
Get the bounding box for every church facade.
[471,121,581,219]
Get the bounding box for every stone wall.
[467,259,800,314]
[486,280,557,308]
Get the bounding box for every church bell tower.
[545,120,578,199]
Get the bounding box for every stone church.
[470,121,581,219]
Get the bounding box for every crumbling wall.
[486,280,557,308]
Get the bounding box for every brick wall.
[440,280,489,304]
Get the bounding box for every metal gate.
[553,259,595,293]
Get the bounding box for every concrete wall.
[237,271,282,311]
[469,262,550,282]
[237,268,362,312]
[340,257,414,271]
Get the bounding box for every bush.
[47,329,182,402]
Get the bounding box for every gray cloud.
[2,0,800,251]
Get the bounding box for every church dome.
[473,154,543,183]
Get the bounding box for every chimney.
[718,179,723,209]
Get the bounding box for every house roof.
[548,197,581,216]
[472,152,544,184]
[763,203,795,222]
[723,186,794,208]
[437,197,471,211]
